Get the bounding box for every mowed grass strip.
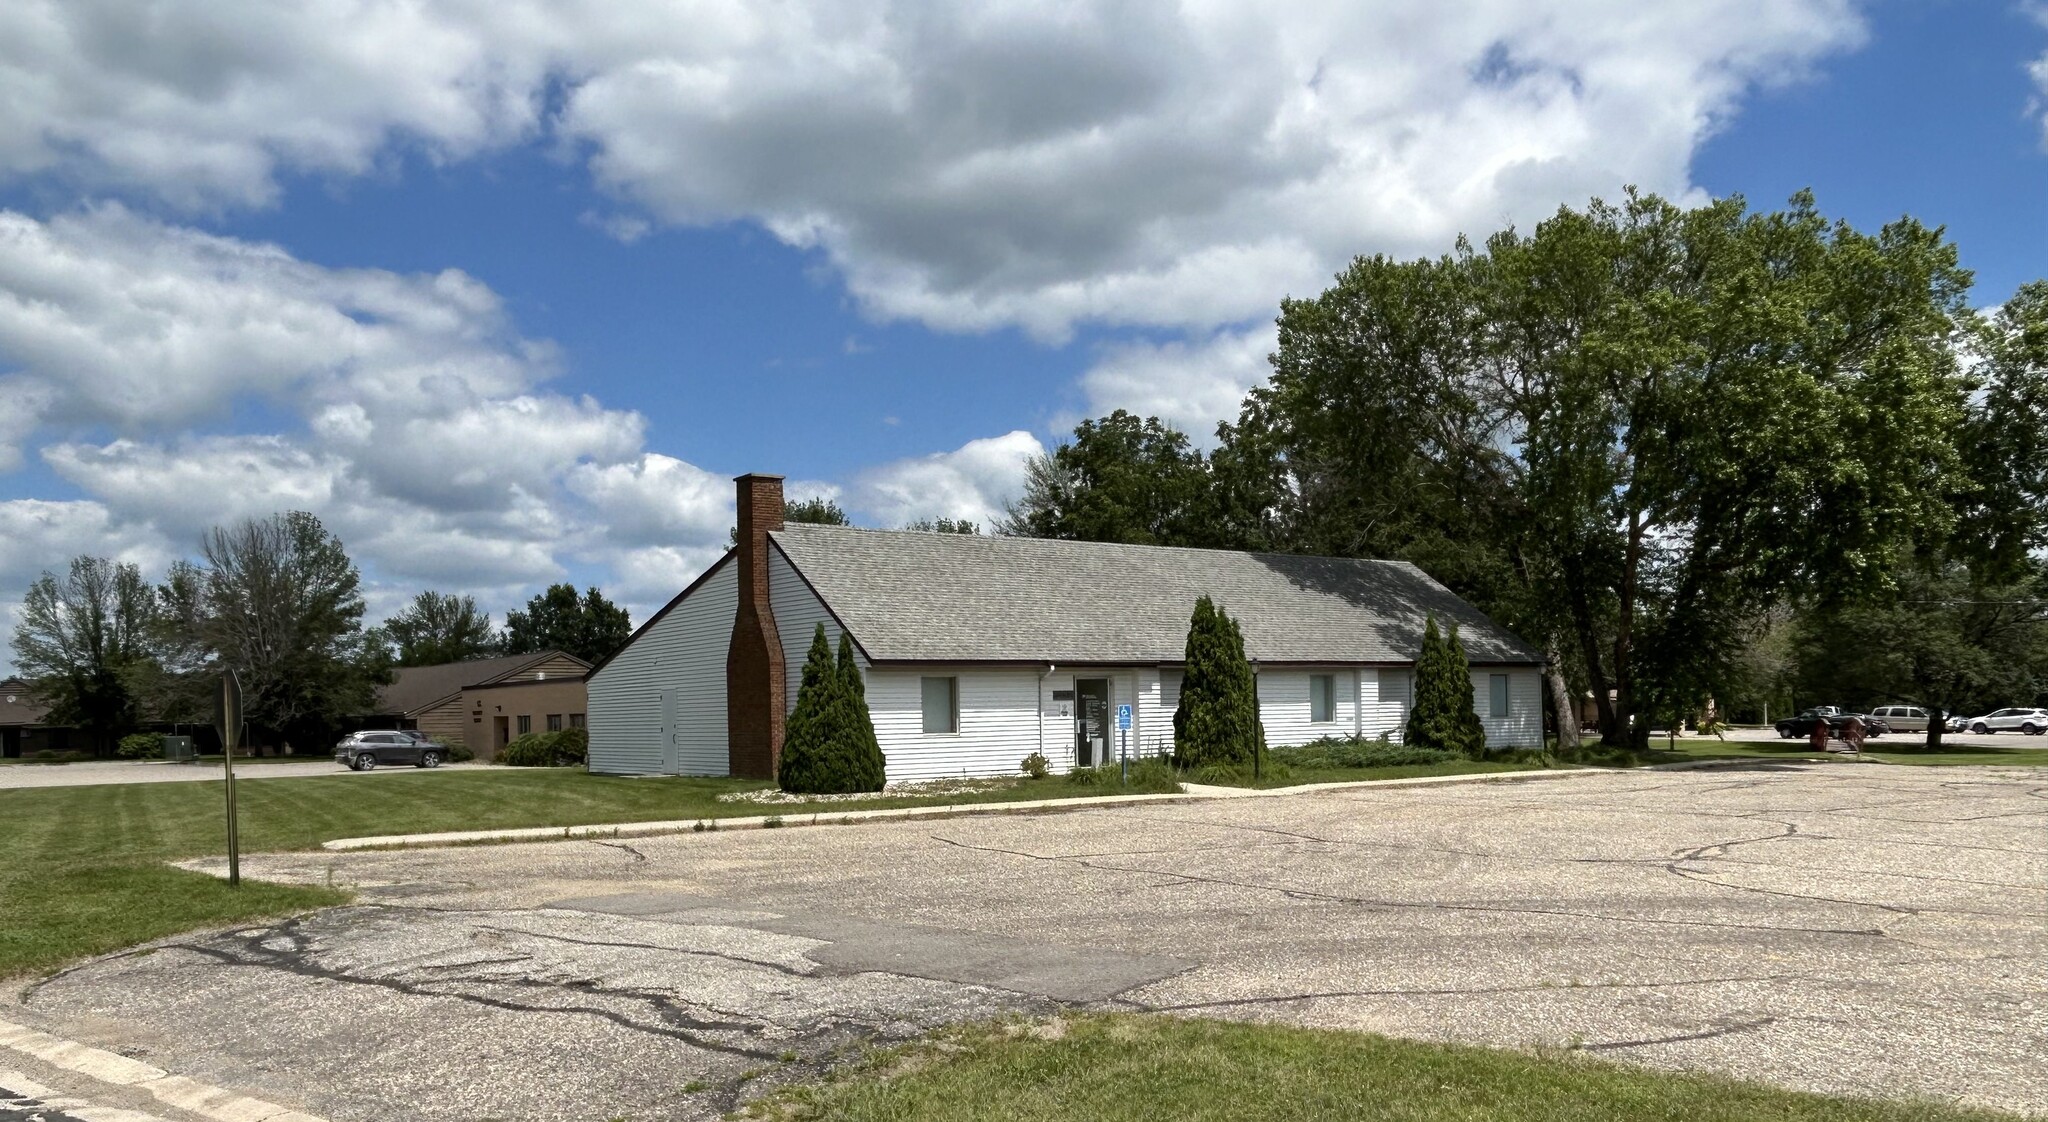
[750,1014,2021,1122]
[0,766,1174,978]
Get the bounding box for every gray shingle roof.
[770,525,1541,666]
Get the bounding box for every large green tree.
[999,410,1222,546]
[1243,190,1977,746]
[8,556,158,752]
[380,591,499,666]
[197,511,389,749]
[503,584,631,664]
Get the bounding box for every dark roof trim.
[396,650,594,715]
[767,535,875,665]
[586,551,736,681]
[466,674,590,691]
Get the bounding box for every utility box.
[163,735,196,762]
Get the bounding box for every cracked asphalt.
[11,763,2045,1120]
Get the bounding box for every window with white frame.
[921,676,959,734]
[1488,674,1510,719]
[1309,674,1336,723]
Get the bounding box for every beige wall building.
[370,651,589,761]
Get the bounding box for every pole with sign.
[1116,703,1132,786]
[213,670,243,888]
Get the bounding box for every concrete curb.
[320,764,1643,852]
[0,1018,324,1122]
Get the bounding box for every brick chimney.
[727,473,786,779]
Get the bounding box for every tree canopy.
[503,584,631,665]
[380,591,499,666]
[1009,191,2004,747]
[7,556,157,750]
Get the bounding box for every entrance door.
[1075,678,1110,767]
[1,728,18,759]
[493,716,510,753]
[660,690,680,774]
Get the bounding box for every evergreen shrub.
[1406,615,1488,759]
[1173,595,1265,769]
[778,625,887,794]
[117,733,164,759]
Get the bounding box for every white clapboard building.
[586,474,1545,780]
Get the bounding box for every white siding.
[587,558,737,776]
[869,667,1044,781]
[1473,668,1543,749]
[1257,668,1360,748]
[769,547,860,710]
[1363,667,1412,742]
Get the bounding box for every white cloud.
[849,430,1045,529]
[567,453,731,546]
[1077,324,1279,442]
[0,1,1864,343]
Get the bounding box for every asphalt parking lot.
[8,763,2044,1121]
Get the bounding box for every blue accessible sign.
[1116,703,1132,730]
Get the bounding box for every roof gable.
[373,650,590,715]
[768,525,1540,666]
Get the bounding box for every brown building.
[370,652,589,761]
[0,677,65,758]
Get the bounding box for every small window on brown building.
[547,714,563,732]
[517,715,531,735]
[569,713,585,729]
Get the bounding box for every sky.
[2,0,2044,665]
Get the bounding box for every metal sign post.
[1116,704,1132,786]
[213,670,243,888]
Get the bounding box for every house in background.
[368,651,590,761]
[585,474,1544,781]
[0,677,65,758]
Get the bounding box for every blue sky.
[1,0,2043,654]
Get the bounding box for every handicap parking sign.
[1116,704,1132,730]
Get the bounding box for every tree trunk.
[1925,706,1944,752]
[1544,645,1580,752]
[1563,564,1618,742]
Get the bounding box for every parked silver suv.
[334,730,446,770]
[1956,708,2048,735]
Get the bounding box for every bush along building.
[586,474,1544,781]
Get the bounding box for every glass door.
[1075,678,1110,767]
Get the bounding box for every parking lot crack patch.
[588,840,648,863]
[1573,1015,1778,1051]
[928,835,1887,937]
[469,925,818,979]
[149,920,784,1061]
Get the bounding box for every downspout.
[1039,663,1056,766]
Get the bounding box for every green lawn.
[748,1014,2021,1122]
[0,768,1171,978]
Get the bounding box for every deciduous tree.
[503,584,631,665]
[8,556,157,752]
[380,591,498,666]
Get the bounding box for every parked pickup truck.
[1774,707,1891,739]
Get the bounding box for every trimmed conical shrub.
[1406,614,1487,759]
[778,624,888,794]
[1174,595,1265,769]
[835,630,886,790]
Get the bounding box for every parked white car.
[1869,705,1933,732]
[1956,708,2048,735]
